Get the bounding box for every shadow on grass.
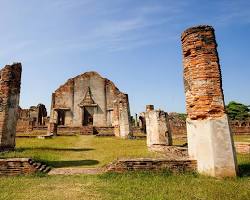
[48,160,99,168]
[239,163,250,177]
[15,147,94,152]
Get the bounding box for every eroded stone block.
[145,109,172,147]
[187,115,237,177]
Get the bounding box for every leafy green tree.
[226,101,250,121]
[177,113,187,121]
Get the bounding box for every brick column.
[0,63,22,151]
[181,25,238,177]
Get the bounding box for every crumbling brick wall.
[0,63,22,150]
[168,113,187,135]
[16,104,48,133]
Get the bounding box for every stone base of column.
[187,114,238,177]
[146,110,172,147]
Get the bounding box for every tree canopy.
[226,101,250,121]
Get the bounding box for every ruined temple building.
[181,25,238,177]
[49,71,131,138]
[16,104,48,133]
[0,63,22,150]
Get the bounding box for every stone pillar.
[0,63,22,151]
[118,94,131,138]
[139,112,146,134]
[145,106,172,147]
[135,113,138,127]
[48,93,58,135]
[181,25,238,177]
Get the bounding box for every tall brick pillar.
[0,63,22,151]
[181,25,238,177]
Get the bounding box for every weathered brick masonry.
[106,158,197,173]
[181,25,238,177]
[16,104,48,133]
[0,63,22,150]
[0,158,51,176]
[182,25,225,120]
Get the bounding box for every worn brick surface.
[106,158,197,173]
[0,158,51,176]
[0,63,22,150]
[16,104,48,133]
[181,25,225,120]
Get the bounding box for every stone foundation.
[106,158,197,173]
[187,115,238,177]
[0,158,51,176]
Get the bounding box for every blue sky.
[1,0,250,115]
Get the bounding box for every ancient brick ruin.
[168,113,187,136]
[106,158,197,173]
[0,63,22,151]
[0,158,51,176]
[168,114,250,136]
[16,104,48,133]
[144,105,172,147]
[49,71,131,138]
[181,25,238,177]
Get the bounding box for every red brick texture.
[0,158,51,176]
[106,158,197,173]
[181,25,226,120]
[0,63,22,150]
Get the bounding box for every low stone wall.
[168,125,250,136]
[149,145,188,159]
[56,126,81,135]
[106,158,197,173]
[16,120,32,133]
[94,127,114,136]
[235,143,250,154]
[232,127,250,135]
[0,158,51,176]
[56,126,115,136]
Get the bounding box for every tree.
[226,101,250,121]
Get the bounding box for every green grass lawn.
[0,136,159,168]
[0,135,249,200]
[0,168,249,200]
[234,135,250,143]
